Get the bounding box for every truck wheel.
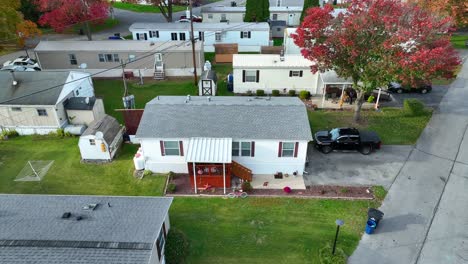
[359,145,372,155]
[321,146,332,154]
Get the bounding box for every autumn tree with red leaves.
[293,0,461,121]
[37,0,109,40]
[408,0,467,28]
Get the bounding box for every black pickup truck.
[314,128,381,155]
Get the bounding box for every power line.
[0,22,267,104]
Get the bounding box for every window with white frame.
[221,14,227,20]
[272,14,278,20]
[150,30,159,38]
[245,70,257,82]
[171,33,178,40]
[89,139,96,146]
[137,33,146,40]
[282,142,295,157]
[215,32,222,42]
[99,54,119,62]
[208,13,213,19]
[128,54,136,62]
[163,141,180,156]
[69,54,77,65]
[232,141,252,157]
[37,109,47,116]
[289,70,303,77]
[242,31,250,38]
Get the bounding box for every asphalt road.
[349,50,468,264]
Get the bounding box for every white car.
[177,18,191,23]
[2,56,41,70]
[0,65,41,72]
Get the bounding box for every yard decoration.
[293,0,461,121]
[283,186,292,194]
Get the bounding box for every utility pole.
[189,0,198,85]
[121,59,128,97]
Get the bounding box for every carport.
[319,71,353,108]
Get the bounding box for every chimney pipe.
[10,70,18,86]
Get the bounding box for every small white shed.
[79,115,124,162]
[198,69,218,96]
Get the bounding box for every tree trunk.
[85,21,92,41]
[353,90,365,122]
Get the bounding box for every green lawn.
[0,136,166,196]
[451,34,468,49]
[308,108,432,145]
[112,2,186,13]
[273,38,284,46]
[170,197,380,263]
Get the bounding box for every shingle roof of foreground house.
[0,194,172,264]
[136,96,313,141]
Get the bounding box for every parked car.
[0,65,41,72]
[3,56,40,69]
[177,18,191,23]
[387,82,432,94]
[179,15,203,22]
[314,127,381,155]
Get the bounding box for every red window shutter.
[278,142,282,157]
[160,141,165,156]
[179,141,184,156]
[294,142,299,157]
[251,142,255,157]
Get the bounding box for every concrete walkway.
[349,50,468,264]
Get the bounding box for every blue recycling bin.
[365,220,377,234]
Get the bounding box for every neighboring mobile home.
[0,194,173,264]
[0,71,94,135]
[34,40,204,79]
[135,96,312,192]
[232,54,320,94]
[79,114,124,162]
[129,22,270,52]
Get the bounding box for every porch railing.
[231,161,252,182]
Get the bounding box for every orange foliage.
[16,20,42,47]
[409,0,468,27]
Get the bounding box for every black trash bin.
[368,208,384,226]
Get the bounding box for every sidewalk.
[348,50,468,264]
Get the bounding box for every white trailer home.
[129,22,270,52]
[232,54,320,95]
[135,96,312,191]
[0,71,94,135]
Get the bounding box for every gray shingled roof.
[0,71,70,105]
[136,96,313,141]
[81,115,122,143]
[64,97,96,110]
[0,194,172,264]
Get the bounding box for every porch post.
[223,163,226,194]
[340,84,346,100]
[321,85,326,108]
[192,162,197,194]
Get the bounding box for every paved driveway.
[349,50,468,264]
[382,84,450,109]
[304,145,413,189]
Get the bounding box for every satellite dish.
[79,63,87,69]
[95,131,104,140]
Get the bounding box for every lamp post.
[332,219,344,255]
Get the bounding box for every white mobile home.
[0,71,94,135]
[284,27,301,54]
[129,22,270,52]
[201,6,302,26]
[135,96,312,191]
[34,40,204,79]
[79,115,124,162]
[232,54,320,94]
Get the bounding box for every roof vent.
[76,215,85,221]
[150,42,155,46]
[82,203,99,211]
[187,94,191,101]
[61,212,72,219]
[207,96,211,102]
[10,71,18,86]
[280,50,285,62]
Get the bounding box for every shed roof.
[186,137,232,163]
[81,115,122,143]
[201,6,246,13]
[35,40,201,52]
[136,96,313,141]
[0,194,172,264]
[0,71,70,105]
[64,96,96,110]
[129,22,270,32]
[233,54,314,68]
[270,20,287,27]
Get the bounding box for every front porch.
[250,174,307,190]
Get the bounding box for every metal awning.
[186,137,232,163]
[320,71,353,84]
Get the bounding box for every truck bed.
[360,131,381,143]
